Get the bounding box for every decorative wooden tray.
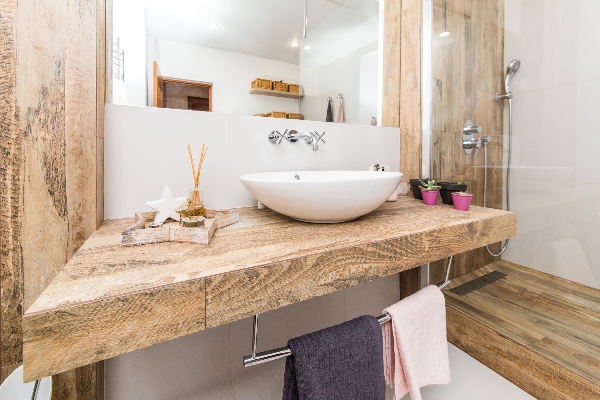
[121,209,239,246]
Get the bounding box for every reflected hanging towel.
[382,285,450,400]
[283,315,385,400]
[326,98,334,122]
[335,97,345,123]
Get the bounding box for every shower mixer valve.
[462,120,491,159]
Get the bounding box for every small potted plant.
[451,191,473,211]
[409,178,429,200]
[440,181,468,205]
[421,179,441,205]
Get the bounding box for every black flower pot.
[439,182,468,205]
[409,178,428,200]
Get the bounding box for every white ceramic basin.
[240,171,403,223]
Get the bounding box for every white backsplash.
[104,104,400,220]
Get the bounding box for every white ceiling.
[145,0,350,64]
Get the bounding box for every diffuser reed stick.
[187,144,208,207]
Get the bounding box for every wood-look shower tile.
[429,259,446,286]
[449,250,475,278]
[475,0,505,94]
[382,0,400,129]
[471,246,495,271]
[399,0,423,182]
[445,260,600,398]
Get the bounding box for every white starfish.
[146,187,187,224]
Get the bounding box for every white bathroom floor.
[178,344,534,400]
[177,358,394,400]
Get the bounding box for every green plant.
[421,179,441,191]
[455,191,471,196]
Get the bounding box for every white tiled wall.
[173,343,534,400]
[104,104,400,220]
[503,0,600,287]
[103,104,402,400]
[105,275,401,400]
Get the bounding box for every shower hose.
[483,97,512,257]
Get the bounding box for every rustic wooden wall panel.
[51,0,106,397]
[0,0,24,379]
[96,0,107,228]
[64,0,99,269]
[382,0,426,298]
[382,0,423,185]
[18,0,69,313]
[1,0,107,396]
[429,0,505,285]
[401,0,424,298]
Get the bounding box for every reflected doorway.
[152,61,212,111]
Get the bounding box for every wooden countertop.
[445,260,600,399]
[23,198,516,381]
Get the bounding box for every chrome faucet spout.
[268,129,325,151]
[287,130,313,143]
[287,130,326,151]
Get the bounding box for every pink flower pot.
[422,190,439,205]
[452,192,473,211]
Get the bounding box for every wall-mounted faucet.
[269,129,326,151]
[462,120,483,155]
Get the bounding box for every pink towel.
[335,98,345,123]
[382,285,451,400]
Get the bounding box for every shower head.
[504,59,521,93]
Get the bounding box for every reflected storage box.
[272,81,287,91]
[286,113,303,120]
[287,83,300,93]
[251,78,272,90]
[267,111,287,118]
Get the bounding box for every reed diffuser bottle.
[186,144,208,217]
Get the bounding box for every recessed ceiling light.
[303,45,311,50]
[208,22,218,28]
[291,41,299,47]
[439,31,450,37]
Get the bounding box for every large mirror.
[112,0,382,126]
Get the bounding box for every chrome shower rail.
[243,261,453,368]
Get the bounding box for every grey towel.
[282,315,385,400]
[326,99,333,122]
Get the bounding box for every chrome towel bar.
[243,314,391,367]
[243,256,453,367]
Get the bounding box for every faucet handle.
[268,129,291,144]
[269,129,283,144]
[311,131,326,151]
[313,131,326,144]
[281,129,292,142]
[463,124,483,134]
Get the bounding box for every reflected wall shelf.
[249,88,304,99]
